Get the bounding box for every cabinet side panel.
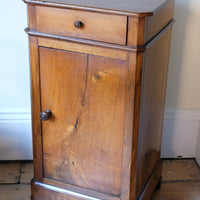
[145,0,174,43]
[127,0,174,46]
[136,28,172,197]
[39,48,127,196]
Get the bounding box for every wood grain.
[43,178,120,200]
[32,180,121,200]
[138,160,162,200]
[38,37,128,60]
[24,0,170,17]
[162,159,200,181]
[127,0,174,46]
[0,163,20,184]
[29,36,43,181]
[127,17,146,46]
[152,181,200,200]
[32,180,87,200]
[136,27,172,197]
[120,52,137,199]
[36,6,127,45]
[26,29,146,52]
[25,0,175,199]
[21,163,34,184]
[27,5,36,30]
[39,47,128,196]
[129,52,145,200]
[0,184,31,200]
[1,160,200,200]
[145,0,174,43]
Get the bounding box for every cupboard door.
[39,47,127,196]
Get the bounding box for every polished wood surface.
[129,51,145,200]
[32,180,87,200]
[25,0,174,199]
[136,28,173,197]
[43,178,120,200]
[145,0,174,43]
[36,6,127,45]
[24,0,171,17]
[127,0,174,46]
[139,161,162,200]
[40,47,127,195]
[127,17,146,46]
[38,37,129,60]
[29,37,43,181]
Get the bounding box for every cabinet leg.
[156,176,162,190]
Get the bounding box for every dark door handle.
[74,21,83,29]
[40,110,52,121]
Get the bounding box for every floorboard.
[152,181,200,200]
[0,159,199,200]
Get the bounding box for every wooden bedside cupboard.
[24,0,175,199]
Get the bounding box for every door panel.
[39,47,127,196]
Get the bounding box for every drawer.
[35,6,127,45]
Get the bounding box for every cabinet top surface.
[25,0,171,16]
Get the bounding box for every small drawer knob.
[74,21,83,29]
[40,110,52,121]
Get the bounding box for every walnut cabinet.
[24,0,174,199]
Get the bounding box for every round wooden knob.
[74,21,83,29]
[40,110,52,121]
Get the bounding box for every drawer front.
[35,6,127,45]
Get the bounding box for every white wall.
[0,0,200,161]
[196,127,200,165]
[161,110,200,158]
[0,1,32,160]
[161,0,200,163]
[165,0,200,110]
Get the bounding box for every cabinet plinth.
[24,0,174,199]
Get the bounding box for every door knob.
[74,21,83,29]
[40,110,52,121]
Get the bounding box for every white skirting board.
[196,127,200,165]
[0,110,200,163]
[0,112,32,160]
[161,110,200,165]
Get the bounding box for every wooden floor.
[0,159,200,200]
[152,159,200,200]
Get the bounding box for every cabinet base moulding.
[31,160,162,200]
